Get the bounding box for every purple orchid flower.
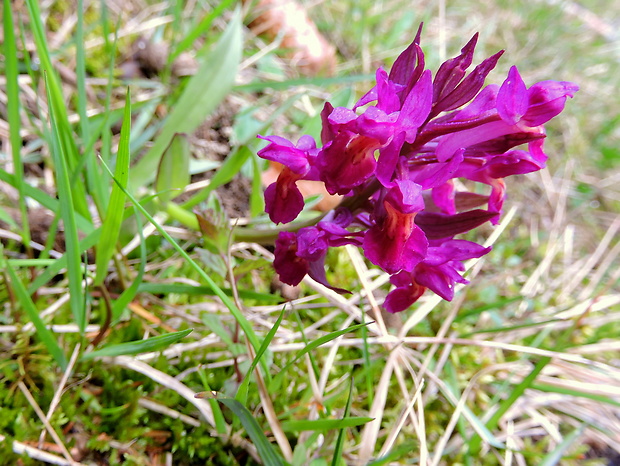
[258,26,577,312]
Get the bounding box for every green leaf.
[130,9,242,191]
[204,394,285,466]
[94,89,132,286]
[1,248,67,369]
[81,329,193,360]
[155,133,191,203]
[44,73,86,332]
[283,417,372,433]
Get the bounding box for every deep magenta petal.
[273,232,309,286]
[524,80,579,126]
[317,134,379,195]
[375,67,402,113]
[431,181,456,215]
[364,224,428,274]
[398,70,433,142]
[414,263,465,301]
[424,240,491,265]
[432,50,504,116]
[386,179,425,214]
[383,282,426,313]
[376,132,406,187]
[257,135,314,174]
[497,66,529,125]
[415,209,498,240]
[296,226,328,261]
[264,172,305,224]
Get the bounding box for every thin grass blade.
[81,329,193,360]
[44,74,86,332]
[111,207,146,322]
[199,393,285,466]
[26,0,91,220]
[284,417,373,433]
[2,248,67,369]
[3,0,31,248]
[331,374,356,466]
[236,307,286,405]
[94,89,132,286]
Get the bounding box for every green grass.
[0,0,619,464]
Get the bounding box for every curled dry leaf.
[246,0,337,76]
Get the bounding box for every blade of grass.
[236,307,286,406]
[196,369,228,435]
[94,89,132,286]
[530,382,620,408]
[284,417,373,433]
[171,0,236,60]
[198,393,285,466]
[1,246,67,369]
[75,0,89,146]
[26,0,91,221]
[111,206,146,323]
[3,0,31,250]
[44,74,86,332]
[331,374,356,466]
[99,157,268,377]
[129,9,242,191]
[81,329,193,360]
